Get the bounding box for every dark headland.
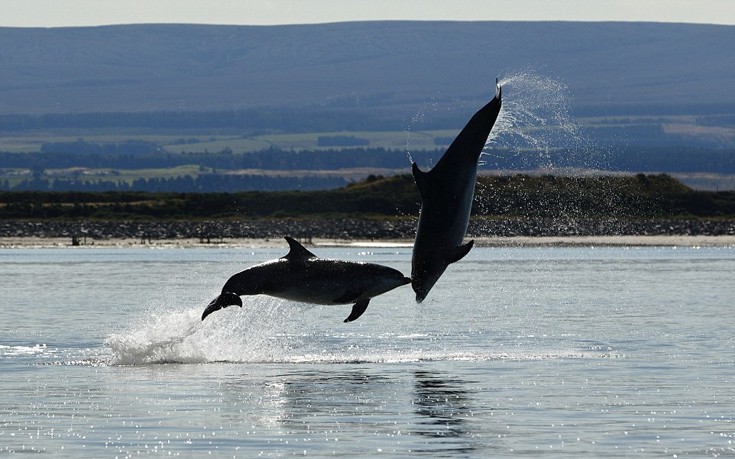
[2,174,734,247]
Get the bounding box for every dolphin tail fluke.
[448,240,474,264]
[344,299,370,323]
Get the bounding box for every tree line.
[6,174,347,193]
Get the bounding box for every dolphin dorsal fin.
[412,162,431,197]
[283,237,317,260]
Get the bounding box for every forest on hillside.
[2,174,734,221]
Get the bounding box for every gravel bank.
[1,217,734,246]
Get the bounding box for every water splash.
[405,97,439,165]
[404,69,605,172]
[486,68,606,171]
[105,297,310,365]
[103,297,618,365]
[105,308,202,365]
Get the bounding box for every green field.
[164,130,454,153]
[0,129,458,154]
[0,165,207,188]
[4,112,732,154]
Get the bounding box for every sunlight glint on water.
[2,246,733,457]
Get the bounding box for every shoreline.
[2,217,735,249]
[2,235,735,249]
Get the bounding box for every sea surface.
[1,244,733,457]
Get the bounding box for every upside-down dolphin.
[411,81,502,302]
[202,237,410,322]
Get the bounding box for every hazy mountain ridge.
[1,21,733,115]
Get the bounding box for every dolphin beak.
[201,292,243,321]
[413,282,427,303]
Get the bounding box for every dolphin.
[202,237,410,322]
[411,81,502,302]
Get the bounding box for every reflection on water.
[413,370,472,439]
[248,367,486,456]
[274,369,401,454]
[412,370,480,456]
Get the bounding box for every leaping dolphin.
[411,81,502,302]
[202,237,410,322]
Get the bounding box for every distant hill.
[1,21,733,116]
[2,21,735,190]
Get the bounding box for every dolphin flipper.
[448,240,474,264]
[334,288,362,304]
[344,299,370,323]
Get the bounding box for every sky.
[1,0,734,27]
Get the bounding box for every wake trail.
[105,308,204,365]
[105,297,305,365]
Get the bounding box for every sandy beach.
[2,234,735,249]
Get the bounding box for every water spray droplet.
[486,68,604,172]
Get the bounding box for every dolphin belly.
[260,259,405,304]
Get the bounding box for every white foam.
[104,298,615,365]
[0,343,49,357]
[105,296,310,365]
